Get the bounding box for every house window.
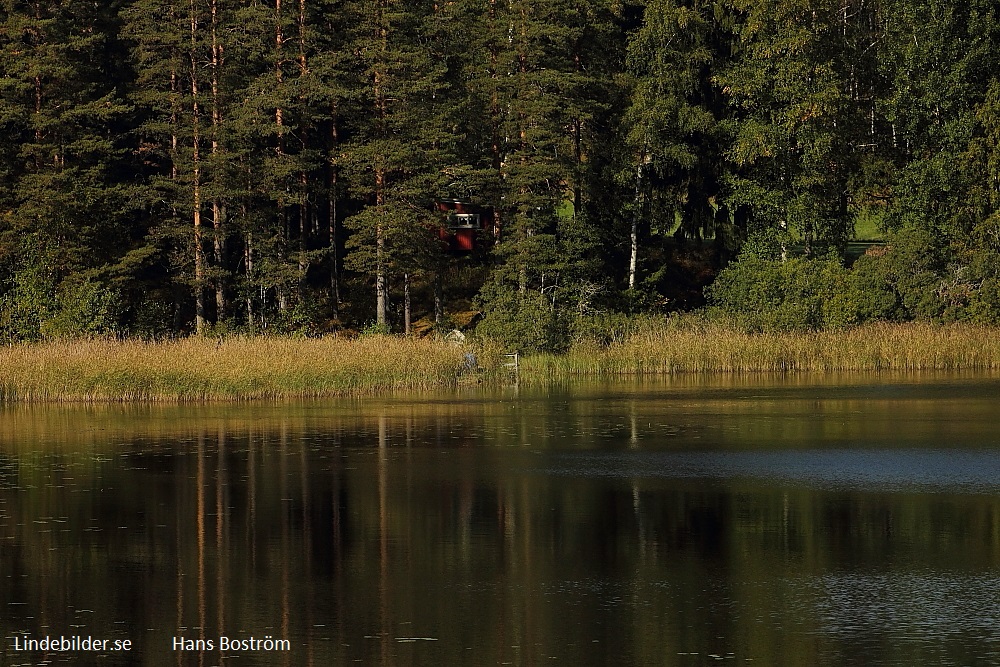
[448,213,480,229]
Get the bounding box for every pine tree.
[718,0,857,255]
[623,0,723,289]
[123,0,213,332]
[0,0,131,338]
[340,0,454,331]
[456,0,621,321]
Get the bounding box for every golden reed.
[2,322,999,401]
[520,322,1000,378]
[0,336,467,402]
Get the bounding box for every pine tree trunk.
[373,6,388,330]
[170,3,181,334]
[245,228,255,326]
[375,171,387,329]
[190,0,205,334]
[329,118,340,320]
[297,0,309,296]
[210,0,226,321]
[214,203,226,320]
[275,0,287,312]
[170,0,179,183]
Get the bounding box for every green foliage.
[709,225,1000,329]
[0,259,57,342]
[707,255,841,330]
[718,0,860,252]
[265,294,328,338]
[706,251,915,330]
[474,284,571,354]
[3,0,1000,340]
[129,296,175,339]
[0,251,122,340]
[624,0,722,247]
[42,280,124,339]
[359,322,392,338]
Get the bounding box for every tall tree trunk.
[191,0,205,334]
[375,170,387,329]
[275,0,288,313]
[170,0,179,182]
[210,0,226,321]
[373,5,388,329]
[297,0,309,295]
[328,116,341,320]
[169,3,181,335]
[629,157,643,291]
[213,203,227,320]
[403,273,411,336]
[245,228,255,326]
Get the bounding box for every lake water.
[2,373,1000,666]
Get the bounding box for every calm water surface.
[2,373,1000,666]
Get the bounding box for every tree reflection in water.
[1,377,1000,665]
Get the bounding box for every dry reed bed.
[0,336,467,402]
[523,322,1000,378]
[2,322,1000,402]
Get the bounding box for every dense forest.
[1,0,999,349]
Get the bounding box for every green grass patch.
[853,206,885,241]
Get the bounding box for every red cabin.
[435,200,493,252]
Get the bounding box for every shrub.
[0,267,55,341]
[706,255,853,330]
[474,285,570,353]
[42,279,123,339]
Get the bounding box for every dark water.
[3,373,1000,666]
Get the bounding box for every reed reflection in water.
[1,377,1000,665]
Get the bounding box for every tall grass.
[520,321,1000,380]
[4,322,1000,402]
[0,336,468,402]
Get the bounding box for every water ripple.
[544,449,1000,492]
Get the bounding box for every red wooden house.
[435,200,494,252]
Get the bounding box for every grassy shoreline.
[0,337,469,402]
[519,322,1000,379]
[3,322,1000,402]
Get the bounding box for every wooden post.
[504,352,519,376]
